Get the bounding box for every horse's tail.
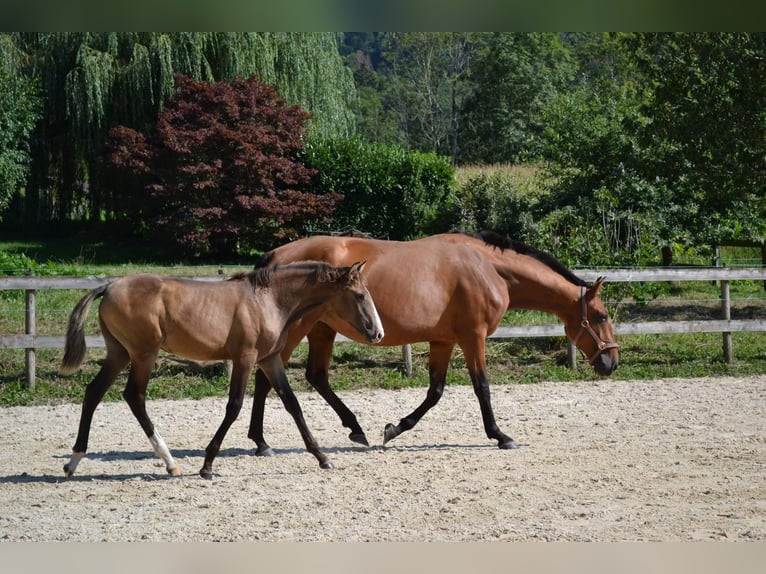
[60,283,109,374]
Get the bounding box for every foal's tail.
[60,283,109,374]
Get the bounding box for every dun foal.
[60,262,383,479]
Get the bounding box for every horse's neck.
[493,256,579,319]
[269,272,329,328]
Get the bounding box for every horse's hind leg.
[383,341,453,444]
[122,351,181,476]
[462,339,517,450]
[64,343,128,477]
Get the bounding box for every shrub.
[454,170,540,243]
[303,138,458,239]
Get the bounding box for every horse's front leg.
[305,322,368,446]
[461,339,518,450]
[200,358,252,479]
[249,327,306,457]
[259,354,332,469]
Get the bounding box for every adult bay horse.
[59,262,384,479]
[248,230,618,454]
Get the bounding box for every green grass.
[1,236,765,407]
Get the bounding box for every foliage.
[6,32,355,224]
[458,32,573,164]
[303,137,458,239]
[109,74,339,258]
[0,36,40,219]
[629,32,766,248]
[454,169,540,242]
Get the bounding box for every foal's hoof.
[255,446,275,458]
[320,460,334,470]
[383,423,398,444]
[199,468,213,480]
[499,439,519,450]
[63,464,74,478]
[349,432,369,447]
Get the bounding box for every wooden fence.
[2,267,765,388]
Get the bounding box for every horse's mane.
[453,230,589,288]
[230,256,348,288]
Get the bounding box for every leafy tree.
[459,32,573,164]
[537,33,658,267]
[108,74,339,258]
[386,33,471,160]
[0,35,39,220]
[629,33,766,249]
[343,32,472,160]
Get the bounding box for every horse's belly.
[161,332,229,361]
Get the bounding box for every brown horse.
[59,262,384,479]
[248,230,618,455]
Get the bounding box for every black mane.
[453,230,589,287]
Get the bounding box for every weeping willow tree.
[10,32,356,223]
[0,34,40,220]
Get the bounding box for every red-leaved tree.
[108,74,340,257]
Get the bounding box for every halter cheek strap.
[573,286,620,365]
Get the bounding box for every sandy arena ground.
[1,375,764,542]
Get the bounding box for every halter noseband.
[572,286,619,365]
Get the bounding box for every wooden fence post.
[567,340,577,369]
[721,280,732,364]
[25,288,36,389]
[402,344,413,377]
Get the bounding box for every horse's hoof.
[320,460,334,470]
[167,465,182,477]
[255,446,275,458]
[63,464,73,478]
[349,432,369,447]
[499,439,519,450]
[199,468,213,480]
[383,423,398,444]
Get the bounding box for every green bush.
[303,138,459,239]
[454,170,540,242]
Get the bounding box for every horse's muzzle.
[593,353,618,377]
[367,327,384,344]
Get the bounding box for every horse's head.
[564,277,619,376]
[327,261,384,344]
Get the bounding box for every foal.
[60,261,383,479]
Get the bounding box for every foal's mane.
[231,256,348,288]
[454,230,589,288]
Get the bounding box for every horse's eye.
[355,292,365,301]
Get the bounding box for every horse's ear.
[587,276,606,299]
[344,261,366,283]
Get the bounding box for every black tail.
[60,283,108,374]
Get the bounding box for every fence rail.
[2,267,765,387]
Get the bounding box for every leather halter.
[572,286,619,365]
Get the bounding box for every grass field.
[1,234,765,407]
